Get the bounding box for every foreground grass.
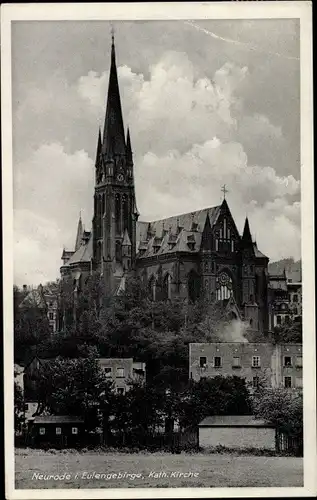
[15,448,303,488]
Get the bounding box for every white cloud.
[14,144,94,285]
[13,50,301,284]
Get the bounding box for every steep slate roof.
[136,206,221,258]
[33,415,84,424]
[65,235,93,266]
[199,415,273,427]
[19,288,46,309]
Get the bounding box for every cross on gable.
[221,184,229,200]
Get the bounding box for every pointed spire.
[102,32,126,159]
[126,127,133,163]
[95,127,102,164]
[75,213,83,251]
[242,217,252,243]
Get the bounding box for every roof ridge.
[139,205,220,224]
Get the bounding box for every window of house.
[276,315,282,325]
[39,427,45,435]
[284,376,292,388]
[250,318,253,326]
[284,356,292,367]
[293,294,298,303]
[117,387,125,395]
[49,312,54,320]
[199,356,207,368]
[231,240,234,252]
[252,356,261,367]
[56,427,62,435]
[72,427,78,435]
[296,356,302,367]
[285,315,290,324]
[295,377,302,388]
[104,367,112,378]
[116,367,125,378]
[232,357,241,367]
[214,356,222,368]
[252,376,259,388]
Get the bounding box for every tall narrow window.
[188,270,201,303]
[115,241,122,262]
[115,194,121,234]
[102,193,105,215]
[122,195,129,233]
[223,218,226,238]
[148,276,156,301]
[162,273,172,300]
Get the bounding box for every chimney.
[23,284,27,292]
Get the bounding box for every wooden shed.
[198,415,276,450]
[29,415,85,448]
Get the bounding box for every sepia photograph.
[2,2,315,499]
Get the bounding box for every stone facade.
[60,37,271,334]
[189,342,302,389]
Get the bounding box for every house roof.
[33,415,84,424]
[199,415,274,427]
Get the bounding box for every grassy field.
[15,448,303,489]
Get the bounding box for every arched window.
[96,241,102,263]
[188,270,201,303]
[115,241,122,262]
[162,273,172,301]
[102,193,105,216]
[122,195,129,233]
[115,194,121,234]
[148,276,156,301]
[216,271,233,301]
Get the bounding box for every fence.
[103,426,199,452]
[276,431,303,456]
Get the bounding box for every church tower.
[92,33,138,294]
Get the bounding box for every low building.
[198,415,276,450]
[29,415,85,447]
[189,342,302,389]
[99,358,146,394]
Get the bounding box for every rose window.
[216,272,233,301]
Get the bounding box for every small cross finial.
[110,22,115,43]
[221,184,229,200]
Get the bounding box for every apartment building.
[189,342,302,389]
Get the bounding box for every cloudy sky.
[12,19,301,286]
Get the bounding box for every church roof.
[65,235,93,266]
[136,206,221,258]
[253,243,267,259]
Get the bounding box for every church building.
[60,36,270,334]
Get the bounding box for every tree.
[14,286,51,365]
[178,375,252,429]
[273,319,302,343]
[34,347,114,431]
[251,386,303,438]
[14,381,25,434]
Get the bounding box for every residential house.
[189,342,302,389]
